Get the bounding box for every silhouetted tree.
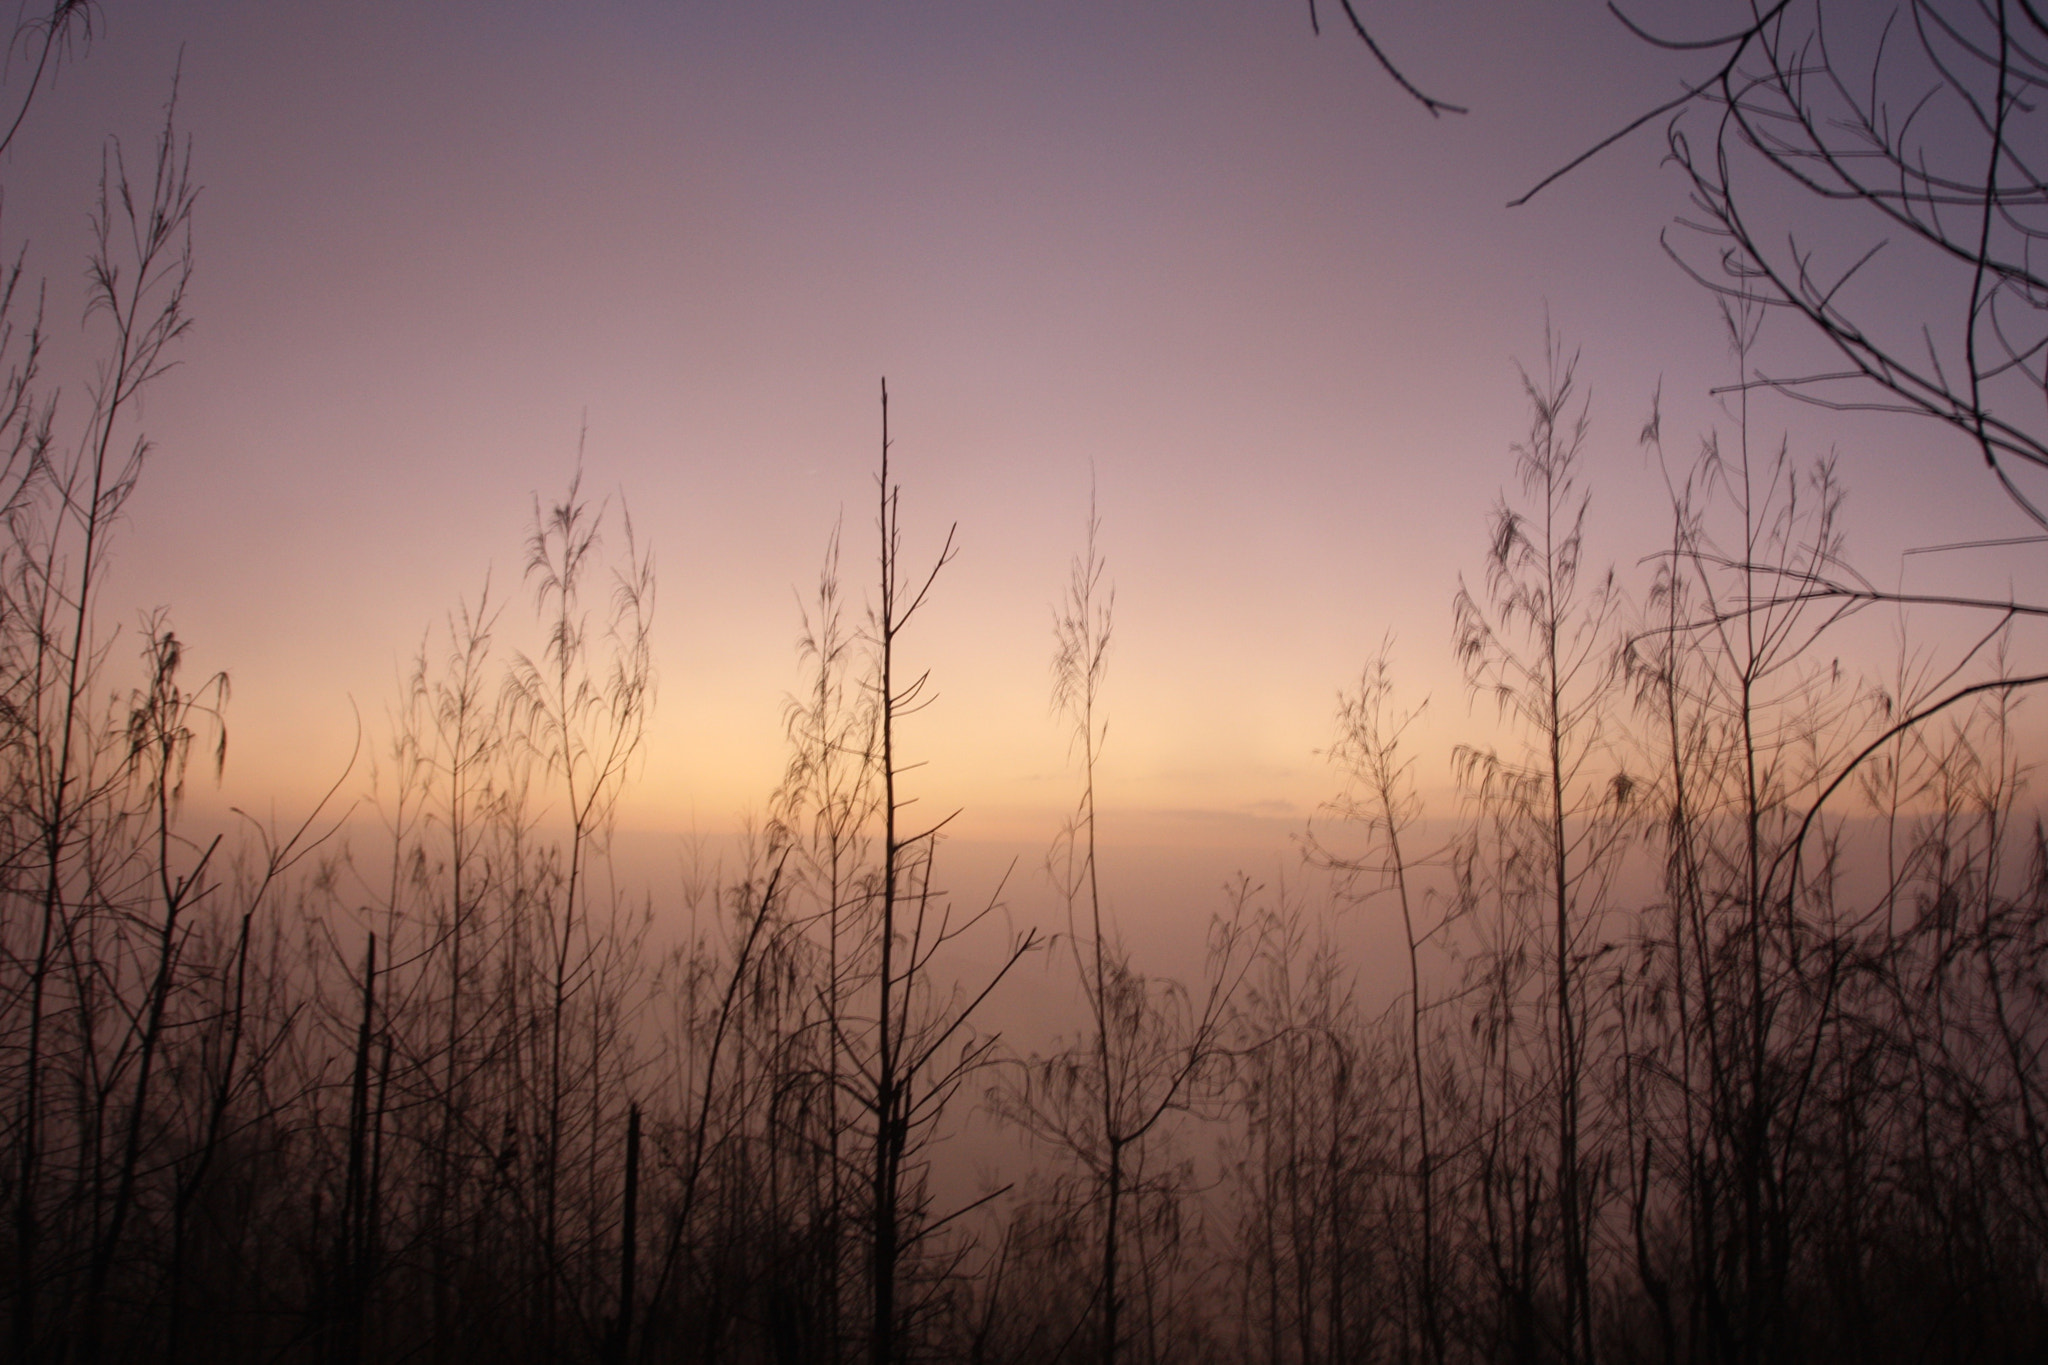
[859,380,1036,1365]
[1,70,198,1362]
[1453,330,1632,1365]
[993,501,1250,1364]
[1305,644,1446,1364]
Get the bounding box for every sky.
[6,0,2042,890]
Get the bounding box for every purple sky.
[9,1,2038,856]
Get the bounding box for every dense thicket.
[5,5,2048,1364]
